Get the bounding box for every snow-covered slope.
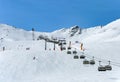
[68,19,120,43]
[1,19,120,42]
[0,24,50,41]
[0,24,32,41]
[50,19,120,43]
[0,19,120,82]
[83,24,120,42]
[50,25,82,38]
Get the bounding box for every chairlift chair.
[98,61,106,71]
[105,65,112,70]
[90,60,95,65]
[83,59,89,64]
[73,51,77,54]
[90,56,95,65]
[74,55,79,59]
[63,42,66,45]
[67,47,71,50]
[67,51,71,54]
[80,55,85,59]
[105,61,112,70]
[62,47,66,50]
[75,41,79,43]
[98,65,106,71]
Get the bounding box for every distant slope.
[0,24,49,41]
[50,19,120,43]
[0,24,33,41]
[1,19,120,42]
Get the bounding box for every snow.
[0,19,120,82]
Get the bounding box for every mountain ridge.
[0,19,120,42]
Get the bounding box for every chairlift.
[98,61,106,71]
[73,51,77,54]
[62,47,66,50]
[33,57,36,60]
[67,51,71,54]
[89,56,95,65]
[75,41,79,43]
[63,42,66,45]
[83,59,89,64]
[74,55,79,59]
[98,66,106,71]
[90,60,95,65]
[26,47,30,50]
[105,65,112,70]
[67,47,71,50]
[80,55,85,59]
[105,61,112,70]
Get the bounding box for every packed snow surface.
[0,19,120,82]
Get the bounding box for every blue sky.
[0,0,120,32]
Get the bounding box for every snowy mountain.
[50,25,82,38]
[50,19,120,44]
[0,24,34,41]
[0,19,120,82]
[1,19,120,42]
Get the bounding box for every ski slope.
[0,19,120,82]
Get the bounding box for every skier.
[3,47,5,51]
[33,56,36,60]
[80,43,83,50]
